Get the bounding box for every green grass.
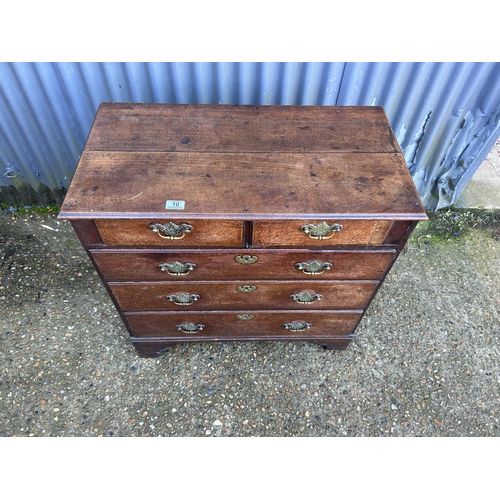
[0,203,59,215]
[411,208,500,246]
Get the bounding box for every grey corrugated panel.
[335,62,500,208]
[0,63,81,202]
[1,62,499,209]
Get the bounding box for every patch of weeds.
[411,208,500,246]
[428,209,478,238]
[0,203,13,212]
[1,204,59,215]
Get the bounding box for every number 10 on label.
[165,200,185,210]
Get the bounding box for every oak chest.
[58,103,427,357]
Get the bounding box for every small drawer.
[109,280,379,311]
[95,219,244,247]
[124,310,362,339]
[252,219,394,246]
[91,248,395,282]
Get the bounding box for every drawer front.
[95,219,244,247]
[252,220,393,246]
[92,248,395,282]
[109,280,378,311]
[125,310,362,339]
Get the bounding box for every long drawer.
[109,280,379,311]
[124,310,363,339]
[91,248,395,281]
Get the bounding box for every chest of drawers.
[58,103,427,358]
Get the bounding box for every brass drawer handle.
[176,323,205,334]
[283,321,312,332]
[237,314,254,320]
[235,255,258,264]
[295,260,332,275]
[301,221,343,240]
[237,285,257,293]
[166,292,200,306]
[158,261,197,276]
[290,291,323,304]
[149,222,193,239]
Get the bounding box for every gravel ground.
[1,210,500,438]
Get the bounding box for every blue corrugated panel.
[1,62,499,209]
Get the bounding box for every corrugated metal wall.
[1,62,500,210]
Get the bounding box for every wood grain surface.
[84,103,399,153]
[252,219,394,246]
[90,248,395,282]
[59,151,426,219]
[124,310,362,339]
[109,280,378,311]
[95,219,243,247]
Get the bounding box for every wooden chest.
[58,103,427,357]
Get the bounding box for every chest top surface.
[58,103,427,220]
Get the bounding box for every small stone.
[305,411,310,417]
[391,404,398,410]
[213,420,223,426]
